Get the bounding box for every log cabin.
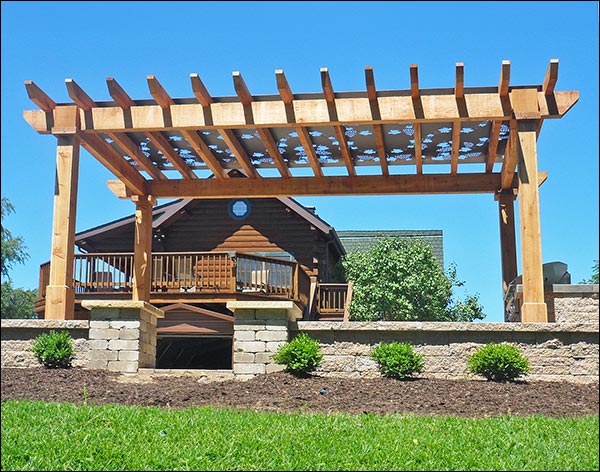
[35,190,349,368]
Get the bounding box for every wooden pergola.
[23,60,578,322]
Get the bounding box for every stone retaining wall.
[295,321,600,383]
[2,298,598,383]
[1,319,90,368]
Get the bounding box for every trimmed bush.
[370,342,424,379]
[31,330,74,368]
[272,333,323,376]
[467,343,530,382]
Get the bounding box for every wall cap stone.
[515,284,599,295]
[297,321,599,333]
[227,300,302,321]
[81,300,165,318]
[1,319,89,329]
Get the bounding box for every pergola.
[23,60,578,322]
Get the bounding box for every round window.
[228,199,251,220]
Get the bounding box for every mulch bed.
[1,367,598,418]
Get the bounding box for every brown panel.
[157,307,233,335]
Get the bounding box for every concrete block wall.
[0,319,90,368]
[82,301,164,373]
[296,321,600,383]
[228,301,303,380]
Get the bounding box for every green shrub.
[370,342,424,379]
[467,343,530,382]
[272,333,323,376]
[31,330,74,368]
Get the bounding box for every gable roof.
[336,230,444,266]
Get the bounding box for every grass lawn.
[1,400,598,471]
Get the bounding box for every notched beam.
[543,59,559,95]
[25,80,56,112]
[107,77,136,109]
[321,68,355,176]
[65,79,95,111]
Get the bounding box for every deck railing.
[39,251,300,300]
[317,283,349,315]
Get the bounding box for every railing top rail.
[74,252,134,257]
[236,253,297,266]
[319,283,350,288]
[151,251,236,257]
[42,251,300,269]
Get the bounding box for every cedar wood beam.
[24,90,579,135]
[191,73,289,178]
[364,66,390,175]
[143,173,504,198]
[146,76,198,180]
[64,78,153,190]
[485,61,510,173]
[275,70,323,177]
[227,72,273,179]
[321,68,356,176]
[107,77,195,180]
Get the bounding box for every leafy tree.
[581,260,599,284]
[341,237,485,322]
[1,281,37,319]
[1,197,37,319]
[1,197,28,278]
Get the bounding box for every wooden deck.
[36,251,351,320]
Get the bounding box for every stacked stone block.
[228,301,302,380]
[297,321,599,383]
[83,301,164,374]
[0,319,89,368]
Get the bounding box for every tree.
[341,237,485,322]
[1,197,28,278]
[1,197,37,319]
[581,260,599,284]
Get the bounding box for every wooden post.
[132,195,155,302]
[343,281,354,323]
[517,120,547,322]
[45,134,80,320]
[496,192,518,296]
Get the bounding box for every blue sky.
[1,1,598,322]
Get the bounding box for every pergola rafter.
[22,61,579,323]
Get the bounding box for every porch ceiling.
[23,61,578,199]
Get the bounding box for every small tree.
[341,237,485,321]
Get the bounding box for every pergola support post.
[517,120,547,322]
[132,195,155,302]
[496,192,518,297]
[45,134,80,320]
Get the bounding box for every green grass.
[1,400,598,471]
